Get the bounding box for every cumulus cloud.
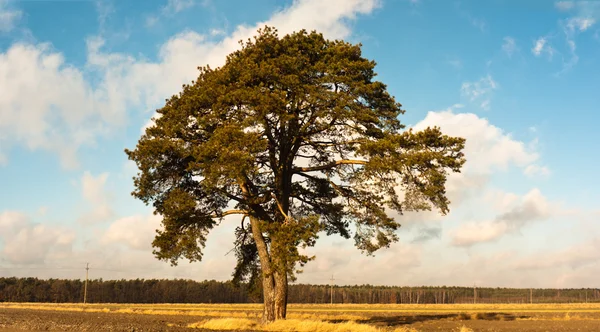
[79,171,113,224]
[408,107,553,249]
[0,0,380,167]
[460,75,498,110]
[0,43,112,168]
[413,109,537,174]
[0,211,75,264]
[102,214,161,250]
[451,189,552,247]
[388,105,542,245]
[484,189,520,213]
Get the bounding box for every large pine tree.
[126,27,466,322]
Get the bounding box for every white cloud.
[532,38,545,55]
[396,106,541,243]
[501,36,517,57]
[0,0,379,168]
[414,109,537,174]
[566,17,596,32]
[451,189,552,247]
[460,75,498,110]
[79,171,113,224]
[532,37,554,58]
[451,221,508,247]
[102,214,161,250]
[0,43,112,169]
[0,211,75,264]
[537,2,599,73]
[484,189,520,212]
[0,0,21,33]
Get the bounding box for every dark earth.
[2,307,600,331]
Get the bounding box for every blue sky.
[1,0,599,287]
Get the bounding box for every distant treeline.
[1,277,599,304]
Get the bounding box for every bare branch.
[293,159,368,173]
[213,209,248,218]
[304,139,365,147]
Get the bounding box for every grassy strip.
[187,318,420,332]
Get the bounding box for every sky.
[0,0,599,289]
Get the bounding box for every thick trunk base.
[274,271,288,320]
[261,272,288,322]
[261,274,276,323]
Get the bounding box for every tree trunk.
[274,270,288,319]
[250,217,277,323]
[261,273,276,322]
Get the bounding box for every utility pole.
[330,274,335,305]
[84,263,89,304]
[530,288,533,304]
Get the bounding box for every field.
[3,303,600,331]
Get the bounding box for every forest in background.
[1,277,598,304]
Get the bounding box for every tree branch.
[304,139,365,147]
[293,159,368,173]
[213,209,248,218]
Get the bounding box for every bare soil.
[2,307,600,331]
[0,308,203,331]
[364,311,600,331]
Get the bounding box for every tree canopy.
[126,26,465,321]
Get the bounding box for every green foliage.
[126,26,465,285]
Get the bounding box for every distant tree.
[126,26,465,322]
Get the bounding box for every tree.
[126,26,466,322]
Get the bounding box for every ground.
[2,303,600,331]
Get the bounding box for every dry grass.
[0,303,366,321]
[265,319,381,332]
[7,302,600,330]
[391,327,420,332]
[458,326,474,332]
[188,318,256,330]
[188,318,399,332]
